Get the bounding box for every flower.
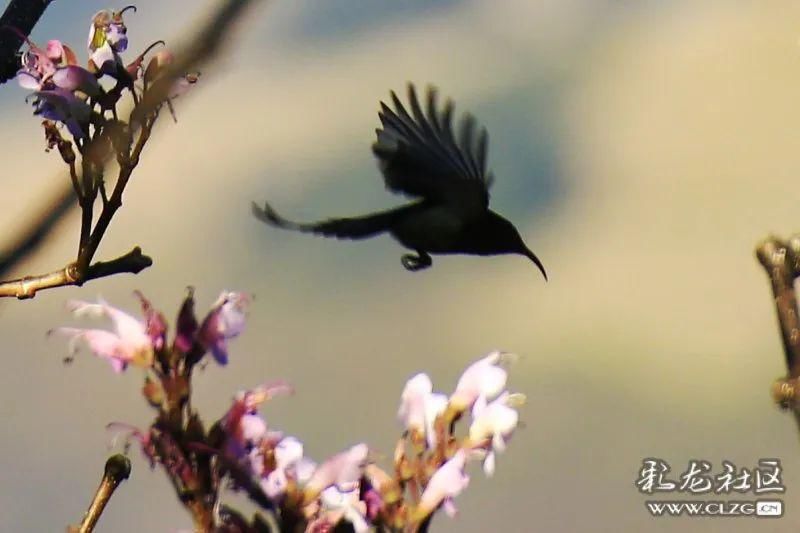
[223,383,292,452]
[133,291,167,350]
[16,37,87,91]
[28,88,92,140]
[261,436,316,499]
[468,392,525,476]
[88,7,135,54]
[52,66,102,98]
[319,486,370,532]
[415,449,471,520]
[397,373,447,448]
[449,351,516,410]
[197,291,251,365]
[50,297,153,372]
[304,443,371,502]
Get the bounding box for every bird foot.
[401,252,432,271]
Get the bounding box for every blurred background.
[1,0,800,531]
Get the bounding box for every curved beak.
[523,247,548,281]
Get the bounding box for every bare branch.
[69,454,132,533]
[0,247,152,299]
[755,234,800,431]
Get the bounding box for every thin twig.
[70,454,132,533]
[755,234,800,430]
[0,247,152,299]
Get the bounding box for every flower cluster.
[215,351,524,531]
[52,292,524,531]
[51,289,250,372]
[15,6,195,146]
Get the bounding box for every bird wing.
[252,201,410,240]
[372,84,494,214]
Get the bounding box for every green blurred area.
[1,0,800,531]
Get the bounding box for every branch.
[0,0,267,298]
[0,246,152,299]
[69,454,132,533]
[755,234,800,430]
[0,0,52,84]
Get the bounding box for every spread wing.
[372,84,494,214]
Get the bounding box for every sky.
[2,0,800,531]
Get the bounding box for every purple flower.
[52,66,102,98]
[222,382,292,459]
[28,88,92,140]
[197,291,251,365]
[50,298,154,372]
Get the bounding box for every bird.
[252,83,547,280]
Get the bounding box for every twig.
[70,454,132,533]
[0,0,52,84]
[755,234,800,430]
[0,246,152,299]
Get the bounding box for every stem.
[0,246,152,299]
[77,113,157,275]
[72,455,131,533]
[755,235,800,429]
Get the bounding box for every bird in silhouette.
[252,84,547,280]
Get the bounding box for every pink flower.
[468,392,525,476]
[397,373,447,448]
[416,449,471,519]
[50,298,153,372]
[449,351,516,410]
[133,291,167,350]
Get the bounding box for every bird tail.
[252,201,408,241]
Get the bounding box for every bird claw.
[401,252,432,271]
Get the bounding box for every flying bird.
[252,84,547,280]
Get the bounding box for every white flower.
[449,351,516,410]
[398,373,448,448]
[304,443,370,501]
[417,449,471,519]
[468,392,525,476]
[320,486,369,532]
[262,436,316,499]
